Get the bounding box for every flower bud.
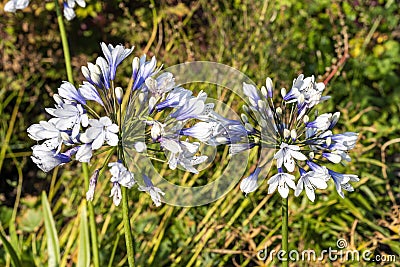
[303,115,309,124]
[245,123,255,133]
[281,88,287,97]
[276,107,282,115]
[326,136,332,147]
[134,141,146,153]
[309,151,314,159]
[86,169,99,201]
[291,129,297,140]
[261,86,268,97]
[81,66,90,80]
[242,105,249,114]
[115,87,123,104]
[266,77,273,98]
[241,113,249,123]
[283,128,290,138]
[132,57,140,78]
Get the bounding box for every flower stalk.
[121,186,136,266]
[281,197,288,267]
[54,0,73,83]
[53,2,99,266]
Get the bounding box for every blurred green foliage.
[0,0,399,266]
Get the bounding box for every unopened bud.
[115,87,123,104]
[132,57,140,78]
[86,169,99,201]
[303,115,309,124]
[134,141,146,153]
[281,88,287,97]
[326,137,332,147]
[81,66,90,80]
[241,113,249,123]
[258,100,266,109]
[283,128,290,138]
[242,105,249,114]
[276,107,282,115]
[266,77,273,98]
[245,123,255,132]
[309,151,314,159]
[261,86,268,97]
[291,129,297,140]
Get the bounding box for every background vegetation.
[0,0,399,266]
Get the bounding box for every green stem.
[118,147,136,267]
[54,0,73,83]
[282,197,289,267]
[83,162,100,267]
[121,187,136,266]
[53,1,100,266]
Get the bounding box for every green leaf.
[77,204,90,267]
[0,230,22,267]
[41,191,60,267]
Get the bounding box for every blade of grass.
[41,191,60,267]
[77,203,90,267]
[107,233,121,267]
[0,230,22,267]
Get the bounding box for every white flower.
[63,0,86,21]
[145,72,175,111]
[267,172,296,198]
[306,113,335,132]
[27,120,64,153]
[46,103,88,138]
[108,162,136,188]
[170,91,208,121]
[75,144,93,162]
[274,143,307,172]
[295,169,328,202]
[179,122,219,142]
[328,170,359,198]
[4,0,29,12]
[167,141,207,174]
[240,168,261,195]
[78,82,104,106]
[58,81,86,105]
[63,2,76,20]
[100,42,134,81]
[156,87,192,111]
[31,145,72,172]
[138,175,165,206]
[145,72,175,96]
[85,117,119,150]
[331,132,359,151]
[110,183,122,206]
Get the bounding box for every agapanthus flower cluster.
[233,75,359,201]
[28,42,215,206]
[4,0,86,21]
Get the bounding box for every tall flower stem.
[281,197,289,267]
[121,186,136,266]
[54,0,73,83]
[53,1,99,267]
[82,163,100,267]
[119,147,136,267]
